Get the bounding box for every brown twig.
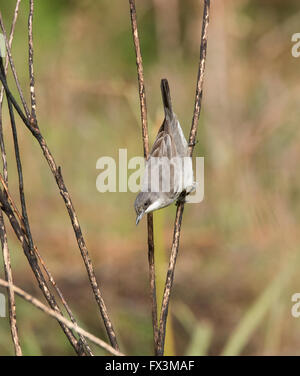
[0,0,21,107]
[0,36,119,353]
[0,11,30,118]
[0,169,92,355]
[0,51,90,353]
[0,278,124,356]
[28,0,37,124]
[0,173,23,228]
[34,247,94,356]
[157,205,184,356]
[0,211,22,355]
[188,0,210,158]
[157,0,210,356]
[129,0,159,355]
[1,54,84,352]
[0,54,35,253]
[0,188,86,355]
[0,0,22,356]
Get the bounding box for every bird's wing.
[149,121,176,159]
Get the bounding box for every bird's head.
[134,192,152,225]
[134,192,164,225]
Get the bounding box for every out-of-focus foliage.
[0,0,300,355]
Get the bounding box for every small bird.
[134,78,194,225]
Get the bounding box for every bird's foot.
[188,139,199,147]
[176,190,187,206]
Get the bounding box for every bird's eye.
[144,201,149,208]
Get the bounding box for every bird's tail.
[161,78,173,120]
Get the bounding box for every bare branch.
[0,11,30,118]
[188,0,210,157]
[27,6,90,352]
[0,0,22,356]
[0,211,22,355]
[0,49,119,353]
[0,168,94,355]
[0,173,23,228]
[0,0,119,355]
[157,0,210,356]
[128,0,158,354]
[28,0,37,124]
[0,278,124,356]
[0,0,21,107]
[0,186,86,355]
[34,247,94,356]
[0,55,35,253]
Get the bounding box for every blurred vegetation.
[0,0,300,355]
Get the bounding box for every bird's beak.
[136,211,145,226]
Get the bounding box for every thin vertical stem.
[0,278,124,356]
[129,0,159,354]
[0,0,21,107]
[28,0,37,124]
[34,247,93,356]
[0,11,120,351]
[157,0,210,356]
[0,169,92,355]
[0,12,30,118]
[0,187,86,354]
[188,0,210,158]
[0,58,35,253]
[0,211,22,355]
[0,0,22,356]
[157,203,184,356]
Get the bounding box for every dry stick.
[2,50,82,356]
[0,0,21,106]
[0,59,119,353]
[0,55,35,254]
[0,188,87,355]
[0,0,22,180]
[0,12,30,118]
[0,278,124,357]
[0,203,84,355]
[157,0,210,356]
[187,0,210,158]
[129,0,159,354]
[0,109,7,183]
[0,211,22,355]
[0,112,22,357]
[28,0,37,124]
[0,0,21,180]
[0,7,119,351]
[0,170,91,355]
[0,54,85,354]
[0,173,25,232]
[1,168,92,356]
[0,0,22,356]
[0,3,117,355]
[27,5,118,349]
[34,247,94,356]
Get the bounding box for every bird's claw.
[176,190,187,206]
[188,140,198,147]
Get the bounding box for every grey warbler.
[134,78,194,225]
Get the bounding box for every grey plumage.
[134,79,194,225]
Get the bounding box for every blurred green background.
[0,0,300,355]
